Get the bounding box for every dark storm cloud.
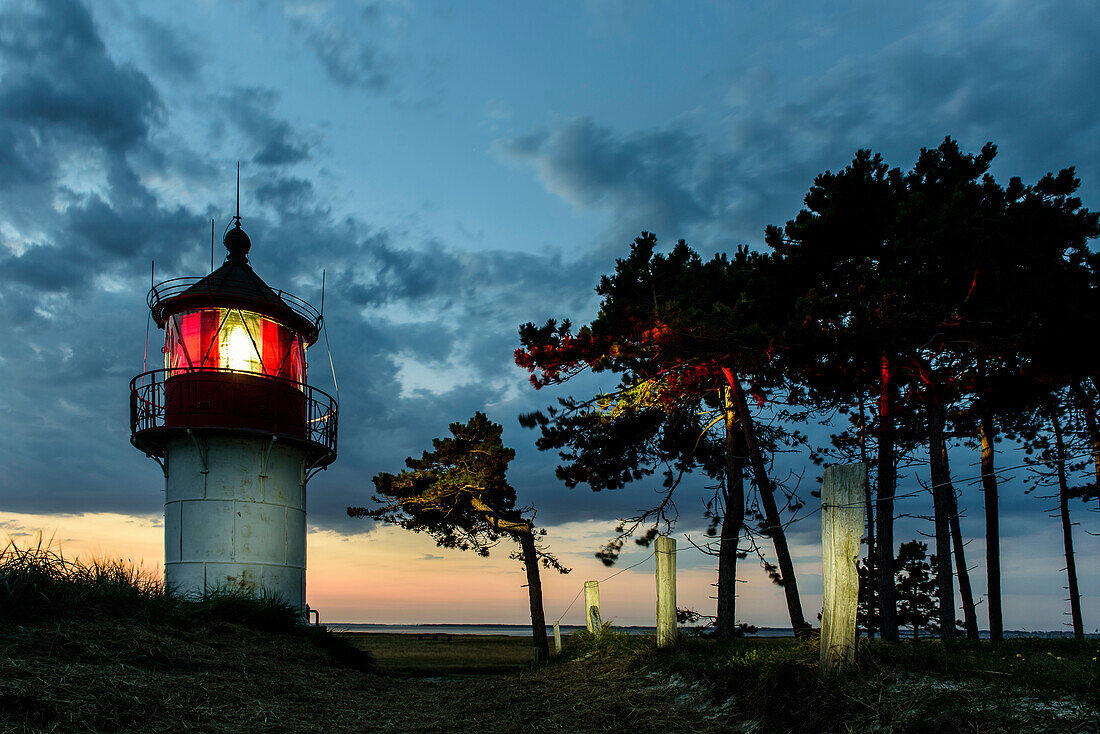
[67,195,196,260]
[216,87,312,167]
[0,0,162,153]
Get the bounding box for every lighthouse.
[130,206,337,613]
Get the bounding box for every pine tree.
[895,541,940,640]
[517,235,811,637]
[347,413,568,662]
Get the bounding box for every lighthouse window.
[219,311,263,374]
[165,308,306,384]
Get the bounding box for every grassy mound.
[0,540,371,668]
[557,629,1099,733]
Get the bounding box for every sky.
[0,0,1097,630]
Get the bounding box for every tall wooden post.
[584,580,601,634]
[821,463,865,675]
[552,621,562,654]
[656,536,677,648]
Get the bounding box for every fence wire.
[552,550,655,624]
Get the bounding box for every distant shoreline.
[327,623,1097,639]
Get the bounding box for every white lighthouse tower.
[130,208,337,613]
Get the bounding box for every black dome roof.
[148,223,320,344]
[224,223,252,260]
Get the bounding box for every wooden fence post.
[553,621,561,654]
[821,463,866,675]
[656,536,677,648]
[584,580,601,634]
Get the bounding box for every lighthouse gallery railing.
[130,368,338,456]
[148,277,322,330]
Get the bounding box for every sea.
[325,623,1091,639]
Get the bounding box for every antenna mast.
[234,161,241,227]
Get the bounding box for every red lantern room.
[130,219,337,468]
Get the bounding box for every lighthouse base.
[163,432,309,612]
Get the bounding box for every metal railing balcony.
[130,368,338,460]
[148,277,322,329]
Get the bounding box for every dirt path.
[0,623,731,733]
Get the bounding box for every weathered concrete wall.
[163,433,308,611]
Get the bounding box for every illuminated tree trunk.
[722,367,808,635]
[518,530,551,662]
[469,497,551,663]
[876,356,898,641]
[716,387,746,640]
[979,407,1003,641]
[922,373,956,639]
[1052,415,1085,640]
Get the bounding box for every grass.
[339,632,539,676]
[556,628,1100,733]
[0,538,174,623]
[0,538,371,667]
[0,539,734,731]
[3,539,1095,731]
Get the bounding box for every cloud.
[489,0,1100,550]
[282,0,394,92]
[215,87,312,167]
[0,0,162,153]
[254,176,316,214]
[497,1,1100,253]
[0,0,603,533]
[130,12,201,82]
[496,119,717,244]
[3,0,1096,591]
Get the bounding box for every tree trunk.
[943,435,980,640]
[1052,415,1085,640]
[1070,380,1100,514]
[471,498,550,663]
[979,407,1003,641]
[518,530,552,662]
[876,355,899,641]
[922,369,956,639]
[716,386,746,640]
[858,394,876,639]
[721,367,808,635]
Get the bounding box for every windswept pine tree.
[347,413,568,662]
